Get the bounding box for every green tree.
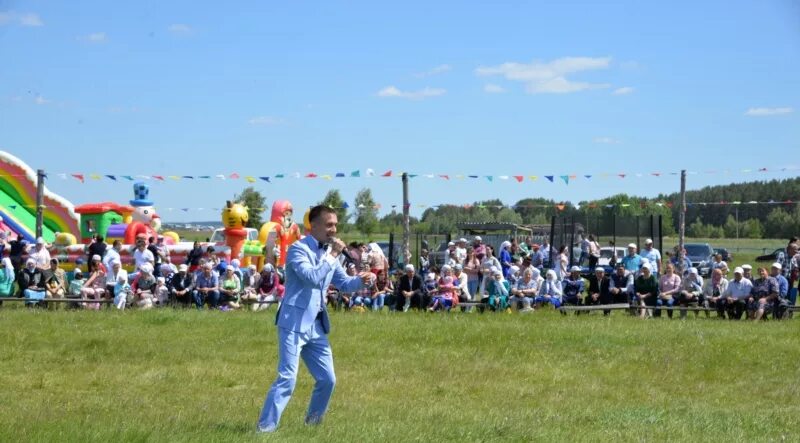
[318,189,349,225]
[741,219,764,239]
[687,218,708,238]
[354,188,379,236]
[234,187,266,228]
[723,215,739,238]
[765,208,794,238]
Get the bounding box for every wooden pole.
[402,173,411,268]
[678,170,687,275]
[35,169,45,240]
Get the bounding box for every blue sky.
[1,0,798,222]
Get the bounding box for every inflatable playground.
[0,151,304,272]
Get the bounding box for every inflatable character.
[259,200,301,268]
[123,182,160,244]
[222,201,249,262]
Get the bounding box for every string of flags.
[1,166,798,184]
[10,199,799,213]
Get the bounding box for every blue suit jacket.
[276,235,363,334]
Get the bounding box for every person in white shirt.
[28,237,51,270]
[133,239,155,272]
[103,240,122,274]
[721,267,752,320]
[455,238,468,265]
[711,254,728,275]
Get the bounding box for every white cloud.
[377,86,446,100]
[484,84,506,94]
[613,86,635,95]
[744,107,793,116]
[34,96,50,105]
[248,116,287,126]
[168,24,192,35]
[476,56,612,94]
[78,32,107,43]
[414,64,451,78]
[0,12,44,27]
[593,137,620,144]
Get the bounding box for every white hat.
[157,276,166,284]
[404,264,414,272]
[570,266,581,273]
[448,241,455,246]
[742,264,752,270]
[771,262,782,270]
[689,267,698,275]
[36,237,45,244]
[733,267,744,274]
[441,264,452,271]
[642,263,652,270]
[454,264,463,271]
[26,257,36,266]
[595,267,605,273]
[262,263,274,272]
[458,238,467,243]
[490,266,499,274]
[178,264,188,272]
[627,243,637,249]
[474,236,482,242]
[645,238,653,244]
[426,272,436,281]
[501,241,511,250]
[510,265,520,274]
[92,254,101,261]
[110,259,121,267]
[492,269,502,276]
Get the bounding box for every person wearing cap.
[747,267,779,320]
[587,266,613,315]
[67,268,85,309]
[455,238,468,264]
[769,262,790,319]
[676,267,703,319]
[18,258,46,306]
[28,237,51,271]
[609,263,634,307]
[562,266,585,309]
[80,257,107,310]
[720,267,752,320]
[509,267,537,312]
[452,264,471,310]
[396,264,425,312]
[656,263,682,318]
[641,239,662,277]
[485,268,510,312]
[534,269,562,309]
[473,237,486,261]
[170,264,196,307]
[702,268,728,318]
[45,258,67,310]
[741,264,753,281]
[634,263,658,319]
[621,244,642,273]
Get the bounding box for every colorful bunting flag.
[545,176,554,182]
[381,170,392,177]
[72,174,84,183]
[106,175,117,181]
[560,175,569,185]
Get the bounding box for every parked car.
[598,247,626,267]
[684,243,715,277]
[713,247,733,262]
[756,248,784,262]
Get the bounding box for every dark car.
[684,243,715,277]
[756,248,784,262]
[713,248,733,262]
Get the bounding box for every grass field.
[1,309,798,442]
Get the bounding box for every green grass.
[1,309,798,442]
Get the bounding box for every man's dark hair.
[308,205,337,224]
[97,236,104,243]
[148,236,155,243]
[113,240,121,247]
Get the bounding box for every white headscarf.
[545,269,557,281]
[369,242,384,257]
[1,257,13,281]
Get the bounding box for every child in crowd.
[154,276,169,306]
[67,269,85,309]
[429,265,456,311]
[114,274,132,310]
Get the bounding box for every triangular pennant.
[529,176,538,181]
[455,174,465,179]
[292,173,301,179]
[335,172,346,178]
[136,175,151,180]
[9,205,17,210]
[440,175,450,180]
[245,176,256,183]
[485,176,493,182]
[259,176,271,182]
[122,175,134,181]
[215,174,226,180]
[275,174,285,179]
[181,208,190,212]
[72,174,85,183]
[306,173,318,178]
[513,176,523,183]
[424,174,434,179]
[545,176,554,182]
[560,175,569,185]
[57,173,67,180]
[321,175,332,180]
[168,175,181,180]
[569,175,576,179]
[198,175,211,179]
[366,169,375,177]
[183,175,194,179]
[105,175,117,181]
[342,202,350,209]
[229,173,240,179]
[381,170,392,177]
[89,174,101,180]
[651,172,661,177]
[408,174,418,178]
[584,175,592,179]
[350,170,360,177]
[152,175,165,181]
[618,174,626,179]
[498,175,509,180]
[468,175,479,179]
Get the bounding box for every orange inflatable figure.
[259,200,301,267]
[222,201,249,262]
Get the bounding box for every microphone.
[329,237,356,266]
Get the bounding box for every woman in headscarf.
[0,257,15,307]
[132,263,156,309]
[535,270,563,310]
[219,265,241,311]
[368,243,387,276]
[254,264,283,311]
[499,241,513,279]
[486,268,510,312]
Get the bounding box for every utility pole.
[678,170,687,275]
[35,169,45,240]
[402,173,411,267]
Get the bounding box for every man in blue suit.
[257,205,372,433]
